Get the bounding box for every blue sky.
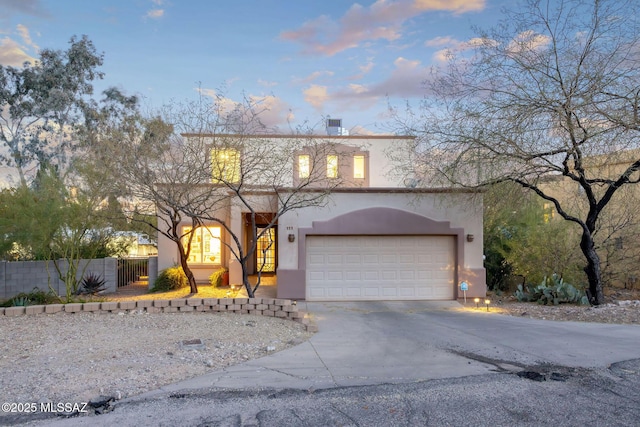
[0,0,509,134]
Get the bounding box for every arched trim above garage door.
[301,207,463,237]
[297,207,465,292]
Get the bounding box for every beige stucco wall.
[278,191,482,268]
[277,190,485,299]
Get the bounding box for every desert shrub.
[151,266,187,292]
[78,273,107,295]
[1,288,60,307]
[515,274,589,305]
[209,268,229,287]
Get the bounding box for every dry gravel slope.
[0,311,312,407]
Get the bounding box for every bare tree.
[393,0,640,305]
[85,92,345,296]
[185,131,345,297]
[81,93,232,294]
[173,94,346,297]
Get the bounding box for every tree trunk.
[178,255,198,294]
[580,230,605,305]
[242,266,254,298]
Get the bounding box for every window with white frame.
[212,149,241,183]
[327,155,338,178]
[353,155,365,179]
[298,154,310,178]
[182,226,222,264]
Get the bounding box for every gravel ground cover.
[0,311,312,406]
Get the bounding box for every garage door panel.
[306,235,455,301]
[327,271,343,280]
[346,287,362,297]
[364,287,380,297]
[382,287,398,297]
[364,271,379,280]
[398,287,416,297]
[309,271,325,281]
[345,254,361,264]
[345,271,361,280]
[381,270,397,280]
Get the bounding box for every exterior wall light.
[467,234,475,242]
[288,234,295,242]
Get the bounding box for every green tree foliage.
[484,183,583,291]
[0,35,104,186]
[0,165,125,301]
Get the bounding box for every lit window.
[353,155,365,179]
[212,149,240,183]
[182,226,221,264]
[298,155,310,178]
[327,155,338,178]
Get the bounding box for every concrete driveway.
[141,300,640,397]
[21,301,640,426]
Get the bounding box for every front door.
[256,227,276,273]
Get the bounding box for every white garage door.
[306,235,455,301]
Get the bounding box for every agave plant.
[11,296,29,307]
[79,273,107,295]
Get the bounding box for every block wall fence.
[0,258,117,300]
[0,297,317,332]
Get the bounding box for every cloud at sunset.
[281,0,485,56]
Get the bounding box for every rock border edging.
[0,297,318,332]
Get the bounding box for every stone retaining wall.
[0,297,317,332]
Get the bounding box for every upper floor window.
[182,226,221,264]
[327,155,338,178]
[298,155,310,179]
[353,155,365,179]
[212,149,240,183]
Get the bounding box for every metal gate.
[117,257,149,287]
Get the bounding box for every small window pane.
[299,155,310,178]
[354,155,365,179]
[327,155,338,178]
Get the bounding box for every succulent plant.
[79,273,107,295]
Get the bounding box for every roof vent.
[326,118,349,136]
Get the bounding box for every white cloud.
[16,24,38,50]
[345,57,426,98]
[348,59,375,80]
[349,124,385,136]
[303,85,329,111]
[425,35,458,47]
[507,30,550,54]
[258,79,278,88]
[427,36,495,62]
[293,70,335,85]
[145,8,164,19]
[249,95,294,128]
[281,0,485,56]
[300,56,429,112]
[196,88,294,130]
[0,36,35,66]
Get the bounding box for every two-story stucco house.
[156,120,486,301]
